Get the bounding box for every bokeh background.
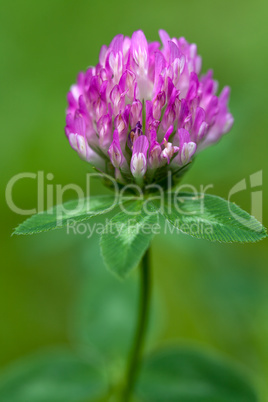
[1,0,268,400]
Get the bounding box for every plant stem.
[121,247,151,402]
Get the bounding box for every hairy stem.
[121,247,151,401]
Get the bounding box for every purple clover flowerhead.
[65,30,233,186]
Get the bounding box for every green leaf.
[0,350,107,402]
[135,346,258,402]
[71,236,162,379]
[100,200,159,278]
[13,195,117,235]
[153,192,267,243]
[72,250,138,365]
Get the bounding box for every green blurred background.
[1,0,268,399]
